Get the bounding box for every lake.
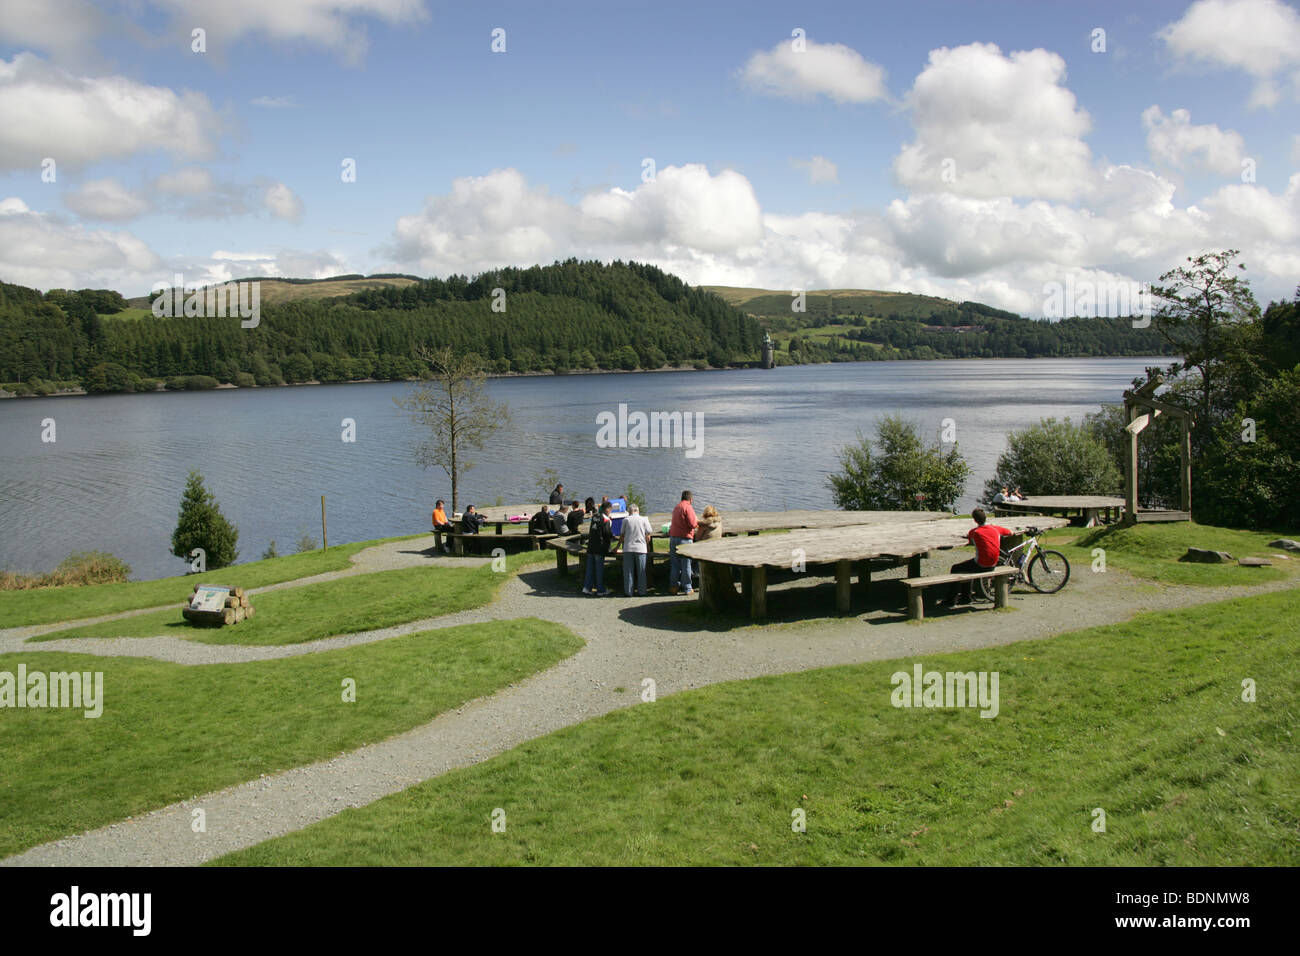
[0,357,1157,580]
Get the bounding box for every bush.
[0,551,132,590]
[984,417,1122,502]
[166,375,220,390]
[171,470,239,570]
[295,531,318,554]
[261,541,279,560]
[233,371,256,388]
[83,362,137,393]
[829,415,971,512]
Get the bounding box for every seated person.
[432,499,454,532]
[695,505,723,541]
[941,508,1012,606]
[551,504,570,535]
[460,505,487,534]
[1009,486,1026,501]
[991,485,1009,505]
[529,505,551,535]
[566,501,584,534]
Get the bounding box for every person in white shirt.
[619,503,654,596]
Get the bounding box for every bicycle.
[976,526,1070,600]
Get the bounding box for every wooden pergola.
[1122,373,1192,524]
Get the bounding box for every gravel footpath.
[3,550,1295,866]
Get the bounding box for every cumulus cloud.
[791,156,840,185]
[893,43,1095,200]
[151,0,429,64]
[63,178,153,221]
[0,197,161,289]
[1142,106,1247,175]
[1159,0,1300,107]
[738,36,889,103]
[0,0,109,63]
[0,54,219,171]
[263,182,304,223]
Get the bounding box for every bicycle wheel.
[1028,549,1070,594]
[976,558,1015,602]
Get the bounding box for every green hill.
[122,274,421,312]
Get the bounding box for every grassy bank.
[1056,522,1293,586]
[32,550,552,645]
[0,617,582,858]
[0,537,424,629]
[217,588,1299,866]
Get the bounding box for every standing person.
[566,500,584,534]
[620,503,654,596]
[549,483,565,505]
[940,508,1012,606]
[551,504,570,535]
[584,496,597,519]
[584,501,615,596]
[695,505,723,541]
[668,490,698,595]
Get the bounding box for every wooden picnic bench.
[900,566,1018,621]
[547,533,674,581]
[439,530,558,555]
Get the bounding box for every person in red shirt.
[668,490,698,595]
[942,508,1012,606]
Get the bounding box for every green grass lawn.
[216,587,1300,866]
[1057,521,1294,587]
[0,536,425,629]
[32,550,553,646]
[0,617,582,858]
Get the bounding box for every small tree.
[171,470,239,570]
[394,345,511,513]
[984,417,1121,502]
[828,415,970,512]
[535,467,561,502]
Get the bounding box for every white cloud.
[1142,106,1247,175]
[0,197,161,290]
[738,37,889,104]
[250,95,299,108]
[1159,0,1300,107]
[0,54,219,171]
[0,0,108,63]
[893,43,1095,200]
[153,166,217,196]
[791,156,840,185]
[263,182,304,223]
[151,0,430,64]
[63,178,153,221]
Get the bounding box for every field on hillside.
[122,276,420,311]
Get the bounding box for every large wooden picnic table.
[676,515,1068,618]
[994,495,1125,527]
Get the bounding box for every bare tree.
[394,346,511,513]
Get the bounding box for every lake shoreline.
[0,354,1170,401]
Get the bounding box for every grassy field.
[123,276,419,311]
[32,550,553,645]
[0,537,421,629]
[0,617,582,858]
[1058,522,1294,587]
[215,587,1300,866]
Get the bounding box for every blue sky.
[1,0,1298,312]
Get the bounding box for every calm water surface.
[0,358,1156,580]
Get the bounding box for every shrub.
[233,371,257,388]
[829,415,971,512]
[0,551,131,589]
[171,470,239,570]
[985,417,1122,502]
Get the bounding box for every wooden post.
[994,574,1010,608]
[858,561,871,594]
[556,548,568,574]
[835,560,852,614]
[908,553,922,578]
[1125,401,1139,525]
[906,588,924,621]
[741,567,752,605]
[1180,416,1192,514]
[453,535,464,556]
[321,495,327,549]
[700,562,727,612]
[750,565,767,618]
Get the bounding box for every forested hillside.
[0,260,763,393]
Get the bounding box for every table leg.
[994,574,1010,608]
[908,554,922,578]
[750,566,767,618]
[907,588,924,621]
[857,561,871,594]
[836,560,852,614]
[556,549,568,575]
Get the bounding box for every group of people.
[580,490,722,597]
[991,485,1026,504]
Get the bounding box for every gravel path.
[3,549,1295,866]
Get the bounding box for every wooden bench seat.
[900,566,1017,620]
[437,530,558,555]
